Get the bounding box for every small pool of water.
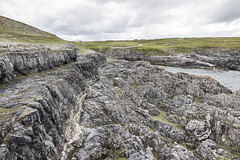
[164,66,240,92]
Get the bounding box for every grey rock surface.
[185,120,211,141]
[0,44,77,83]
[0,50,239,159]
[194,139,220,160]
[108,47,240,71]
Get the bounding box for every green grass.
[146,126,156,133]
[69,41,87,53]
[152,150,161,159]
[0,16,91,54]
[150,109,182,130]
[0,93,8,97]
[2,16,240,57]
[193,97,204,104]
[0,15,68,45]
[113,148,126,159]
[0,106,20,122]
[83,37,240,56]
[0,32,66,44]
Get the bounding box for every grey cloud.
[0,0,197,38]
[45,0,192,36]
[40,1,133,36]
[211,0,240,23]
[43,8,130,36]
[1,0,240,41]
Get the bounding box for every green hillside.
[1,15,240,56]
[83,37,240,56]
[0,15,65,44]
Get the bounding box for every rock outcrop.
[108,47,240,71]
[0,48,240,159]
[0,43,77,83]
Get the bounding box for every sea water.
[164,66,240,92]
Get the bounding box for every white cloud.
[1,0,240,41]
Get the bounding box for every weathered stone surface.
[108,47,240,71]
[167,143,196,160]
[194,139,220,160]
[0,144,10,160]
[0,50,239,159]
[185,120,211,141]
[0,56,15,83]
[149,55,216,69]
[0,44,77,83]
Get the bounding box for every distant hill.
[0,15,65,44]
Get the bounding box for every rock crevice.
[0,51,239,159]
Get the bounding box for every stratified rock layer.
[0,44,77,83]
[108,47,240,71]
[0,51,240,160]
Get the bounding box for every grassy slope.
[1,15,240,56]
[0,15,66,44]
[0,15,88,53]
[83,37,240,56]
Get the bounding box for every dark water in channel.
[164,66,240,92]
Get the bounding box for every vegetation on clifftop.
[0,15,88,53]
[2,15,240,56]
[0,15,65,44]
[83,37,240,56]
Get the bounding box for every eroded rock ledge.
[0,44,77,83]
[0,53,106,159]
[109,47,240,71]
[0,49,240,159]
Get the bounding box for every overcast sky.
[1,0,240,41]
